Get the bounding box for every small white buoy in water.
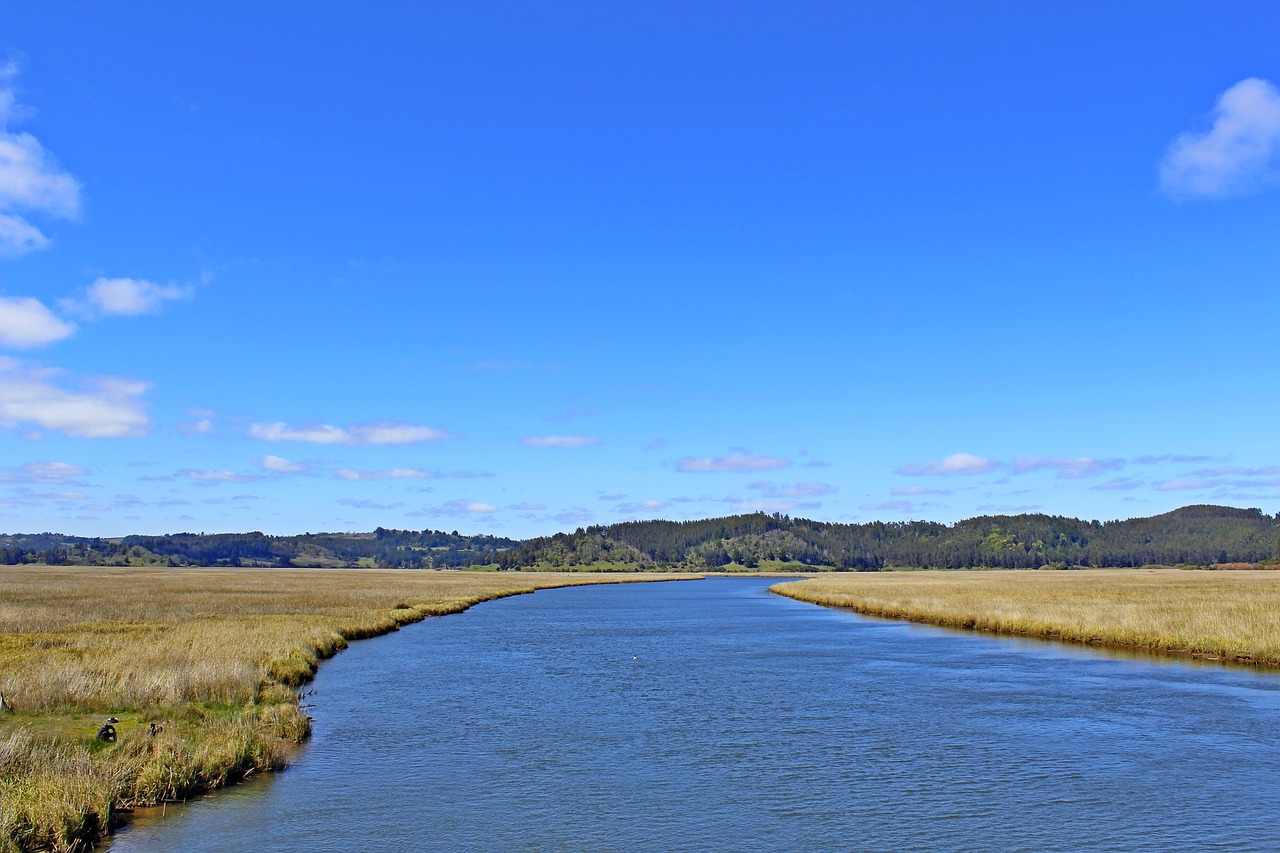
[632,655,638,661]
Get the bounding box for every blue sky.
[1,2,1278,537]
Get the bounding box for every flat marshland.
[773,569,1280,665]
[0,566,689,852]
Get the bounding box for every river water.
[106,577,1280,852]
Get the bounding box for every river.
[106,576,1280,851]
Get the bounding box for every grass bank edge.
[770,569,1280,668]
[0,569,699,853]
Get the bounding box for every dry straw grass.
[773,569,1280,665]
[0,566,685,852]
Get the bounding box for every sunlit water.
[106,577,1280,851]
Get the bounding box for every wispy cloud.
[454,358,537,372]
[0,64,81,257]
[1160,78,1280,198]
[183,469,255,483]
[332,467,491,481]
[1187,465,1280,478]
[890,486,951,496]
[415,498,500,517]
[1091,477,1145,491]
[727,498,806,513]
[554,510,592,524]
[0,488,90,507]
[0,357,149,437]
[0,461,88,484]
[615,499,669,514]
[249,421,451,445]
[338,498,405,510]
[0,296,75,348]
[1133,454,1210,465]
[1156,479,1220,491]
[748,480,837,499]
[1010,456,1124,479]
[178,417,215,436]
[897,452,997,476]
[976,503,1043,513]
[858,500,916,513]
[677,453,790,473]
[521,435,598,448]
[333,467,432,481]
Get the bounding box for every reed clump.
[772,569,1280,665]
[0,567,685,851]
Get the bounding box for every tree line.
[498,504,1280,570]
[2,505,1277,570]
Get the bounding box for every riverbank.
[772,569,1280,666]
[0,567,697,852]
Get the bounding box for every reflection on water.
[107,577,1280,852]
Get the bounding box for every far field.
[773,569,1280,666]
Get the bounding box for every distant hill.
[0,527,518,569]
[497,505,1280,570]
[2,506,1277,570]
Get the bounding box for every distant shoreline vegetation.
[2,505,1278,571]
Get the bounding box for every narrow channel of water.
[106,577,1280,852]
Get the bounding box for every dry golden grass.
[773,569,1280,665]
[0,566,690,852]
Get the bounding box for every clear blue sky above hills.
[1,2,1278,537]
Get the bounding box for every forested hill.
[1,505,1277,569]
[497,505,1280,570]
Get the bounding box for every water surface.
[107,577,1280,851]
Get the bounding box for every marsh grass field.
[773,569,1280,666]
[0,567,689,852]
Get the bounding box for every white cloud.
[0,65,81,257]
[249,421,450,445]
[0,357,148,437]
[0,296,75,348]
[69,277,191,317]
[0,461,89,483]
[466,502,498,513]
[1160,78,1280,198]
[521,435,598,448]
[260,455,306,474]
[896,452,997,476]
[677,453,791,473]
